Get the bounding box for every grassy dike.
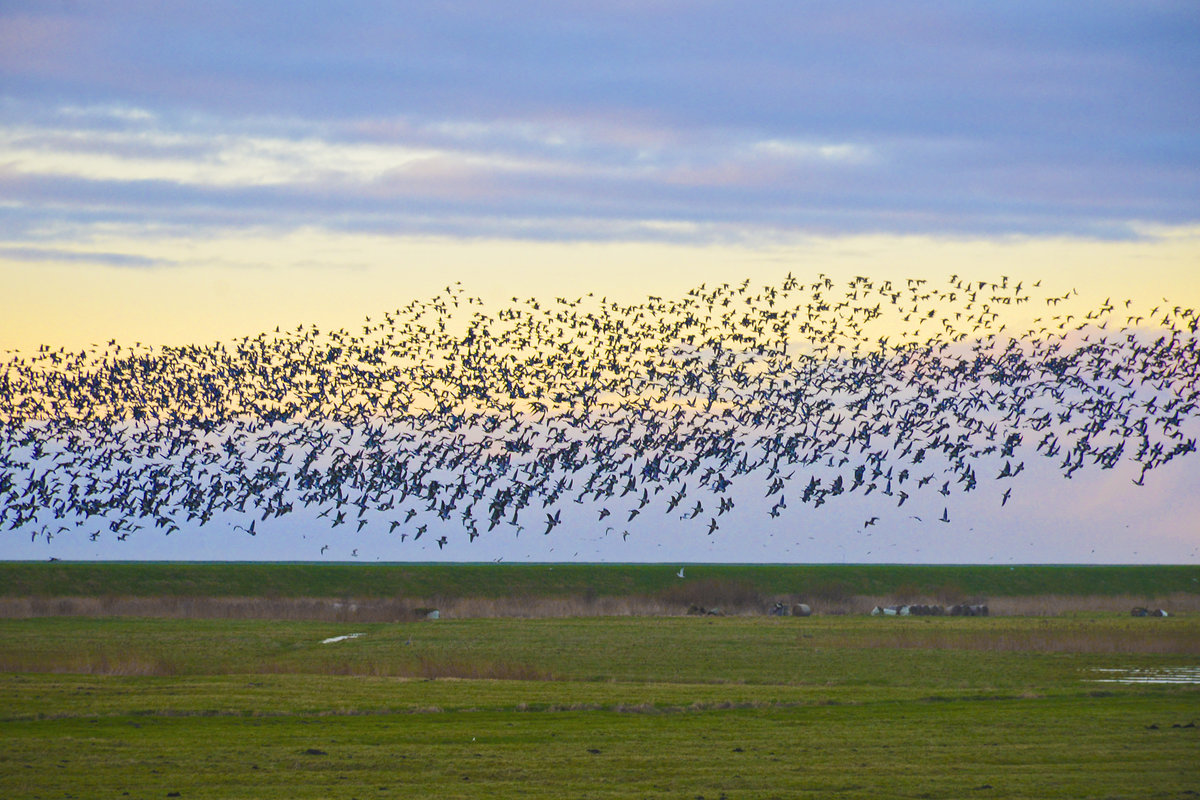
[3,561,1198,600]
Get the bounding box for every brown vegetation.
[822,625,1200,655]
[0,651,181,676]
[655,577,766,614]
[0,590,1197,621]
[0,648,555,681]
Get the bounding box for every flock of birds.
[2,273,1198,556]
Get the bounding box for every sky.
[2,2,1199,563]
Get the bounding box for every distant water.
[1089,666,1200,684]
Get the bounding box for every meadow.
[4,562,1200,618]
[1,563,1197,798]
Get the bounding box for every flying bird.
[4,273,1196,561]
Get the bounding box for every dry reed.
[0,591,1196,620]
[0,651,180,676]
[822,626,1200,655]
[249,656,556,681]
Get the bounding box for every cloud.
[3,102,1190,244]
[0,3,1196,245]
[1,106,877,191]
[0,245,169,269]
[750,139,876,165]
[0,121,445,187]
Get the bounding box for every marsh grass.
[1,561,1197,798]
[2,615,1198,799]
[3,616,1199,686]
[4,589,1197,621]
[654,576,766,612]
[0,595,415,621]
[0,650,181,676]
[822,618,1200,655]
[4,563,1198,628]
[252,658,557,681]
[989,591,1200,615]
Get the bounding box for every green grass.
[3,696,1195,799]
[2,615,1198,798]
[4,561,1199,600]
[2,615,1199,684]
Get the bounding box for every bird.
[676,567,686,578]
[5,272,1197,563]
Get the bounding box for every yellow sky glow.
[3,226,1199,353]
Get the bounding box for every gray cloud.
[0,245,171,269]
[1,2,1197,245]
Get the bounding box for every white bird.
[676,567,685,578]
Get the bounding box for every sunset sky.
[2,2,1198,563]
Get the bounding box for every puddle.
[321,633,366,644]
[1089,667,1200,685]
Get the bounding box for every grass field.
[2,569,1199,799]
[2,564,1198,798]
[5,562,1199,601]
[4,562,1200,625]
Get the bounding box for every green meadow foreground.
[1,614,1197,798]
[2,564,1198,798]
